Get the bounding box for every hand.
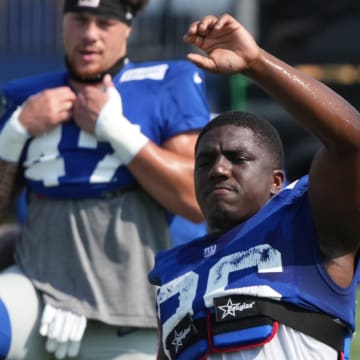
[19,87,76,136]
[93,75,149,164]
[184,13,260,74]
[39,303,87,359]
[72,76,110,134]
[74,74,148,164]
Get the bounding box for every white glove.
[95,86,149,164]
[39,303,87,359]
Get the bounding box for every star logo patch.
[214,296,257,322]
[166,313,199,358]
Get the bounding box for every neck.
[66,56,128,84]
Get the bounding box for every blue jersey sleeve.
[0,71,68,129]
[160,61,210,140]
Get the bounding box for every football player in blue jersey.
[150,14,360,360]
[0,0,210,359]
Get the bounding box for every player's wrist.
[0,106,31,162]
[95,87,149,164]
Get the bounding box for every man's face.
[195,124,280,233]
[62,12,131,78]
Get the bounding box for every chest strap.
[165,295,350,359]
[212,294,349,352]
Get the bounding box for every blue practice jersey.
[0,60,209,199]
[149,176,360,359]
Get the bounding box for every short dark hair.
[196,110,285,169]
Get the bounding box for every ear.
[270,169,286,196]
[125,25,132,40]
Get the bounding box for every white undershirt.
[208,324,337,360]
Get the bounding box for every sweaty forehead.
[196,125,258,153]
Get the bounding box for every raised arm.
[184,14,360,146]
[184,14,360,284]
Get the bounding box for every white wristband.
[0,106,30,162]
[95,87,149,164]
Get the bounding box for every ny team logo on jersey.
[204,244,217,258]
